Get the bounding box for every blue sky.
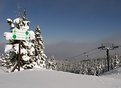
[0,0,121,45]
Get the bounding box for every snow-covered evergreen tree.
[111,54,120,68]
[46,56,57,70]
[34,26,47,68]
[4,14,35,71]
[3,11,47,72]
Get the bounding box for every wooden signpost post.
[11,41,21,72]
[4,28,30,72]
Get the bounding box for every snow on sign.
[4,28,30,40]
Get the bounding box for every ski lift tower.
[98,43,119,71]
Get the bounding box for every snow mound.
[0,69,121,88]
[102,67,121,79]
[0,66,8,73]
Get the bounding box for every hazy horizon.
[0,0,121,59]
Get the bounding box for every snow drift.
[0,68,121,88]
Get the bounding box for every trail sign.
[12,28,29,40]
[4,28,30,40]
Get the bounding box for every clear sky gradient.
[0,0,121,45]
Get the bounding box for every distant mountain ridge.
[45,33,121,59]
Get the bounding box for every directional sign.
[4,32,29,40]
[4,29,35,40]
[12,28,29,40]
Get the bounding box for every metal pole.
[106,49,110,71]
[17,0,20,17]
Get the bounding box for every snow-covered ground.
[0,68,121,88]
[102,67,121,79]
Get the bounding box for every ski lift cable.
[76,50,102,61]
[78,50,102,59]
[67,47,98,59]
[66,50,103,62]
[86,50,102,56]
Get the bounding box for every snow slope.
[102,67,121,79]
[0,69,121,88]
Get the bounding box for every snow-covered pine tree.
[46,56,57,70]
[34,26,47,68]
[111,54,120,68]
[3,11,37,72]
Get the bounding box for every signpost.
[4,28,32,72]
[4,8,37,72]
[4,10,35,72]
[11,41,21,72]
